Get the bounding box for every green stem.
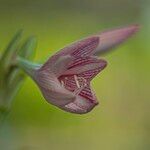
[16,57,41,78]
[0,57,41,112]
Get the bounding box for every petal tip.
[99,59,108,70]
[126,24,140,35]
[85,102,99,114]
[130,24,140,31]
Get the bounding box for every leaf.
[7,36,37,88]
[1,29,23,69]
[19,36,37,60]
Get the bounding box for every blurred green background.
[0,0,150,150]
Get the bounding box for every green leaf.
[0,30,38,111]
[19,36,37,60]
[1,29,23,69]
[7,36,37,86]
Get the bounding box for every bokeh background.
[0,0,150,150]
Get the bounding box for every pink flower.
[18,25,139,114]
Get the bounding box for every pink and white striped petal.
[49,24,139,62]
[58,36,99,57]
[79,86,98,103]
[35,71,75,106]
[62,57,107,79]
[47,36,100,64]
[58,57,107,97]
[62,86,98,114]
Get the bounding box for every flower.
[17,25,139,114]
[36,55,107,114]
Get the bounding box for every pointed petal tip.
[94,24,140,56]
[128,24,140,31]
[93,101,99,105]
[62,96,99,114]
[99,59,108,69]
[83,102,99,114]
[124,24,140,35]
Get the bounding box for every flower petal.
[79,86,98,103]
[35,71,75,106]
[47,36,100,64]
[44,25,138,71]
[41,55,73,77]
[94,24,139,55]
[61,86,98,114]
[58,57,107,94]
[62,57,107,80]
[51,24,139,62]
[69,37,99,57]
[59,36,99,57]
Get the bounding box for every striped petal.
[61,86,98,114]
[43,25,138,73]
[47,36,100,64]
[62,57,107,80]
[49,24,139,63]
[35,71,75,106]
[58,56,106,94]
[41,55,73,77]
[57,56,106,113]
[79,86,97,103]
[58,36,99,57]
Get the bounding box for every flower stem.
[16,57,41,78]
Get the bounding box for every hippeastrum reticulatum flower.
[17,25,139,114]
